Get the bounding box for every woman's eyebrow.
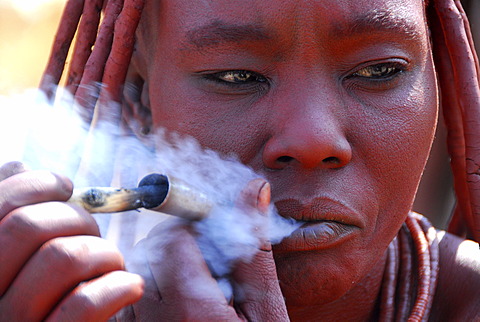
[332,10,422,40]
[180,10,421,52]
[183,20,273,49]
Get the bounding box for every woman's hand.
[0,162,144,321]
[131,178,289,321]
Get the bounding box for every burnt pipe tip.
[138,173,169,209]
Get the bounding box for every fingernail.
[257,182,271,214]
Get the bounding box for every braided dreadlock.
[38,0,480,320]
[40,0,145,123]
[429,0,480,242]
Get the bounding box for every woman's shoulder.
[431,230,480,320]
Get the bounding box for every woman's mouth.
[272,197,364,252]
[274,220,360,252]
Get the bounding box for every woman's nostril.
[276,156,341,166]
[277,156,294,163]
[323,156,340,164]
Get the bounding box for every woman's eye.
[208,70,267,84]
[352,63,404,79]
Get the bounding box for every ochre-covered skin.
[120,0,479,319]
[129,0,437,318]
[0,0,479,320]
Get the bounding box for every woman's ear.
[122,65,153,139]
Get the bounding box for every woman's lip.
[273,220,360,252]
[272,197,364,252]
[274,197,365,228]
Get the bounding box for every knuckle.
[41,236,124,275]
[53,293,98,322]
[41,238,90,275]
[70,290,99,316]
[2,207,42,241]
[3,202,99,241]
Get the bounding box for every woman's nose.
[262,93,352,170]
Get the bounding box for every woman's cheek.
[359,84,437,238]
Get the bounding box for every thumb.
[232,180,290,321]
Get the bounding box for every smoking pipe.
[68,173,212,221]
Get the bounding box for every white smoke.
[0,89,87,179]
[0,88,301,298]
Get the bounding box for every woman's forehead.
[138,0,428,63]
[144,0,427,38]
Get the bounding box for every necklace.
[378,212,440,321]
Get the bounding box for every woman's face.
[136,0,437,307]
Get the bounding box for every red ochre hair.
[40,0,480,243]
[428,0,480,242]
[40,0,145,121]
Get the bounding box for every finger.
[144,221,239,320]
[0,161,28,182]
[0,170,73,218]
[123,238,164,319]
[237,178,270,213]
[0,236,125,321]
[232,181,290,321]
[46,271,144,322]
[232,249,289,321]
[0,202,99,296]
[237,179,272,251]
